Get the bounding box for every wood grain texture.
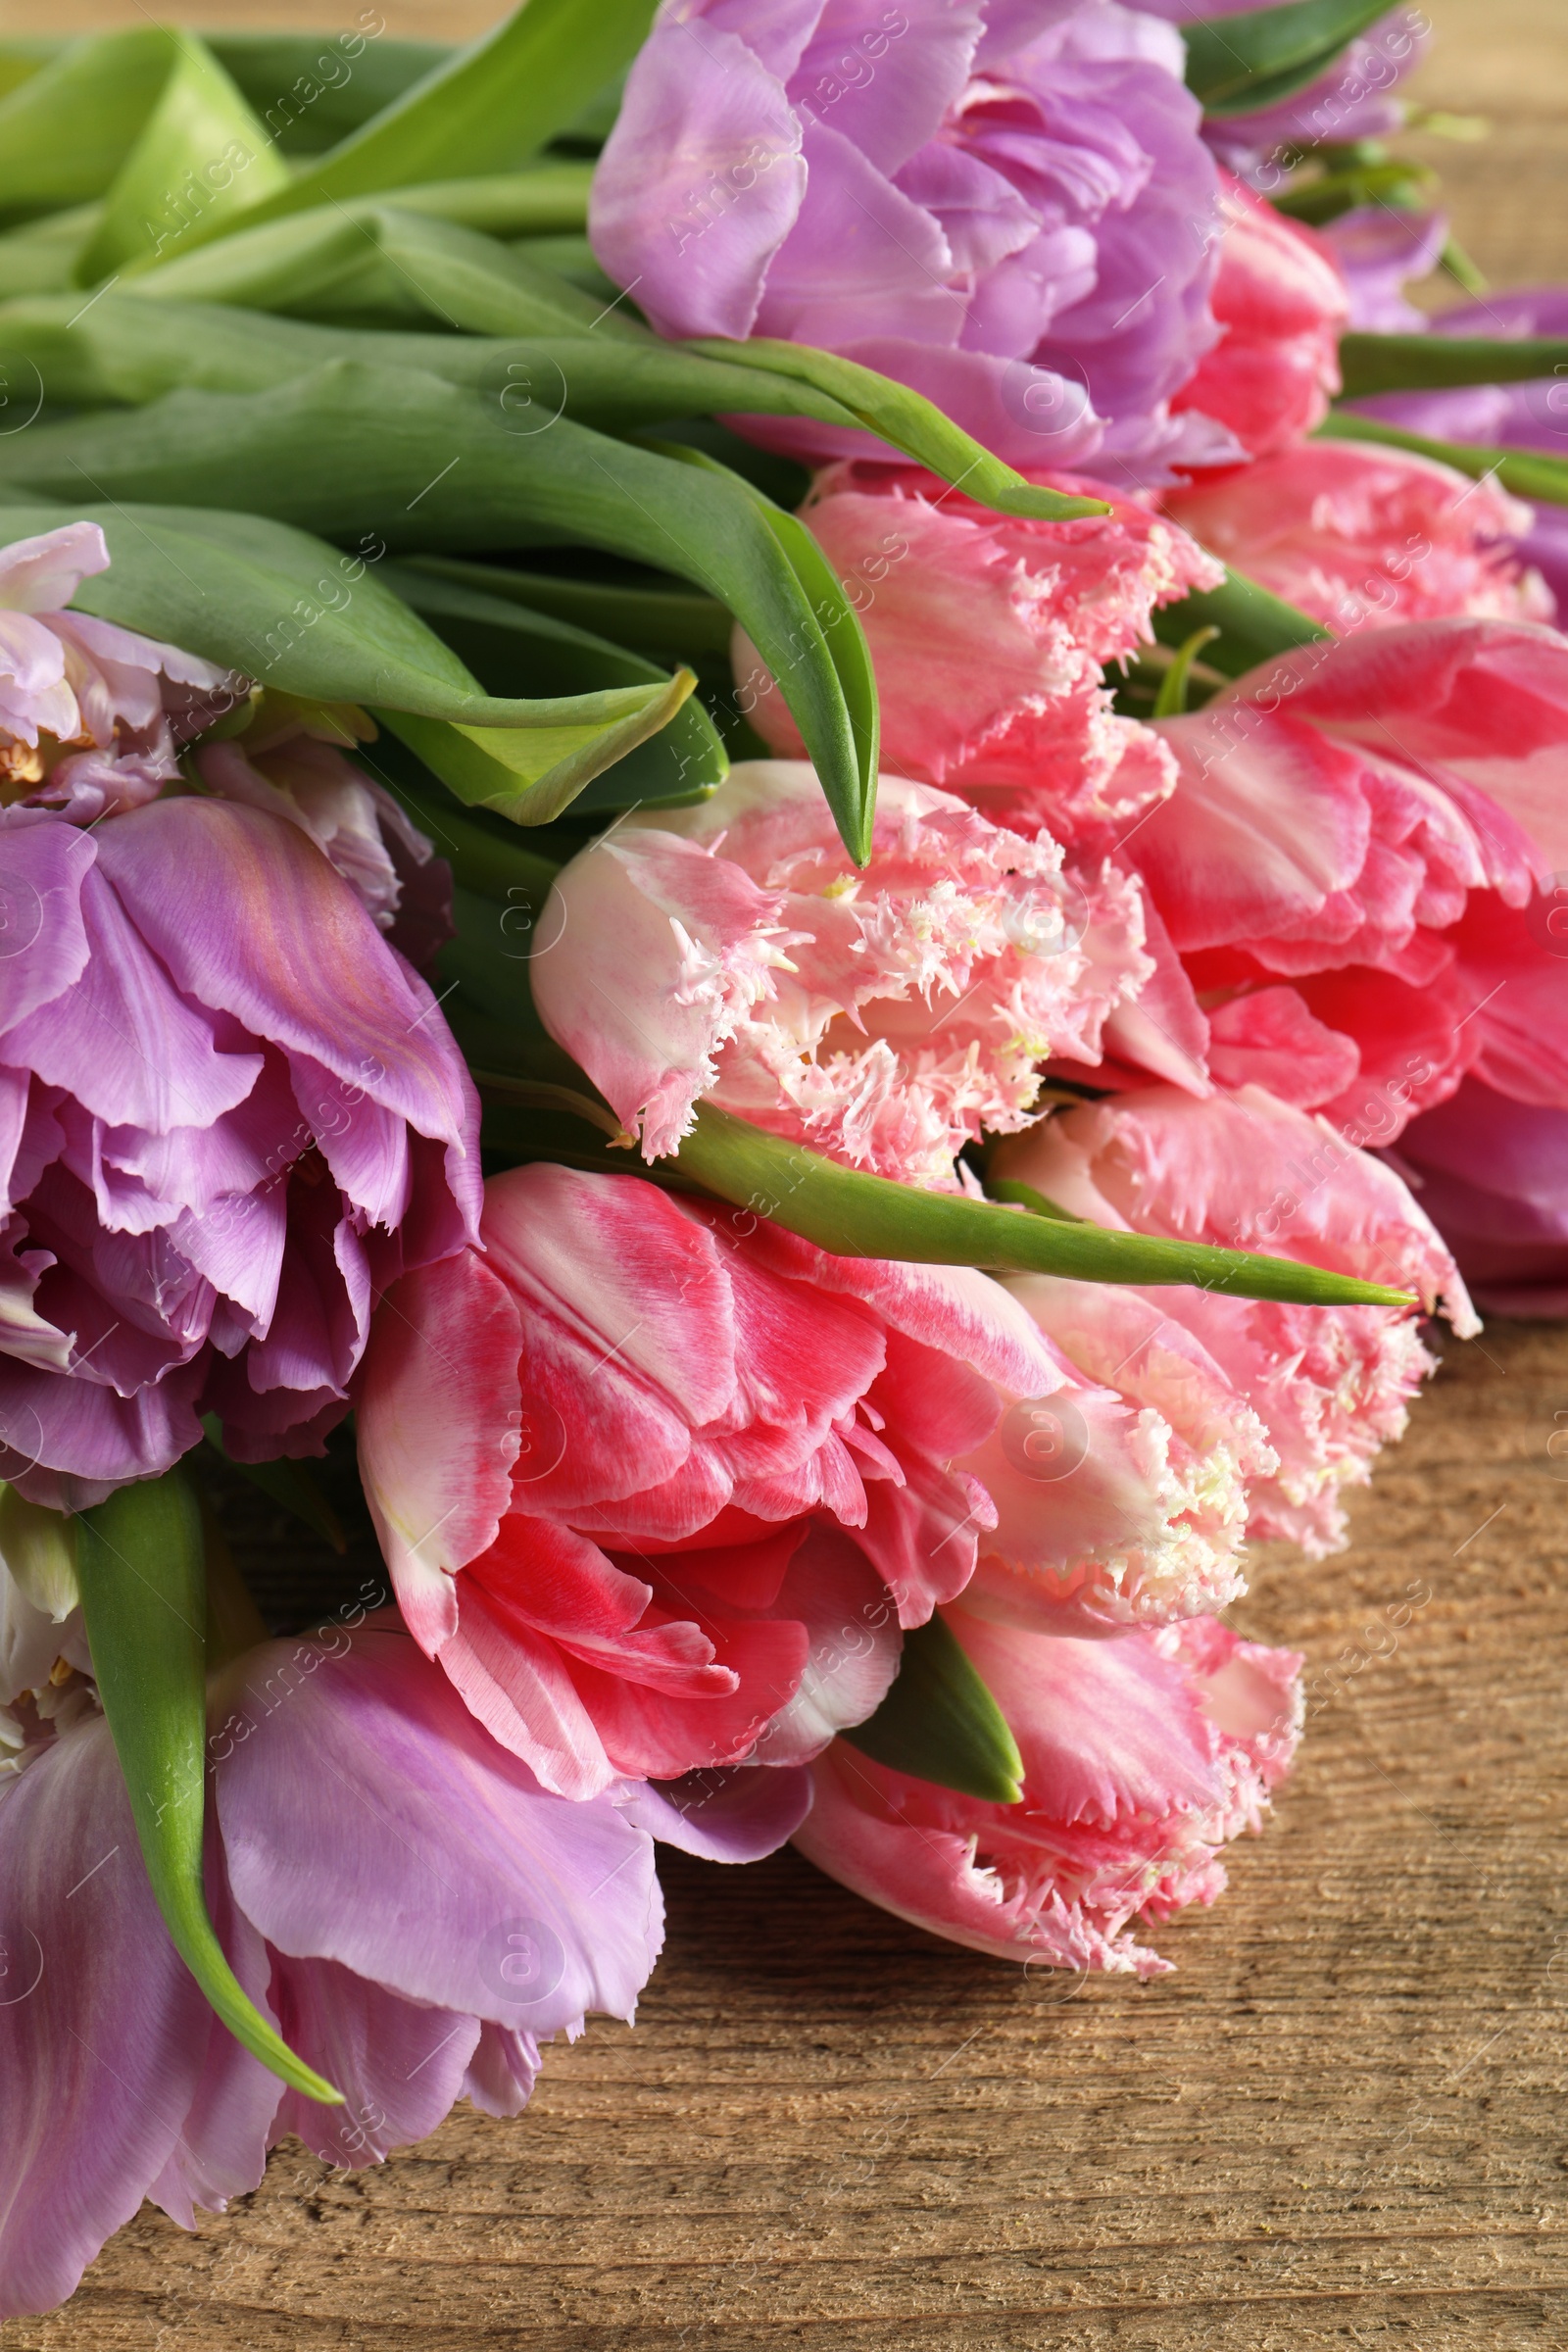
[0,4,1565,2344]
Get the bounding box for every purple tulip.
[1316,204,1448,333]
[1391,1079,1568,1317]
[0,522,481,1507]
[0,1596,808,2319]
[589,0,1233,476]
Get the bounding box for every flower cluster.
[1,0,1563,2321]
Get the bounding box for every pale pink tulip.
[356,1163,1064,1801]
[794,1606,1301,1974]
[1163,440,1549,633]
[530,761,1152,1189]
[959,1272,1277,1633]
[0,521,234,821]
[734,465,1221,837]
[991,1083,1476,1552]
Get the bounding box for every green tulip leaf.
[77,33,291,282]
[205,33,445,154]
[1152,564,1330,675]
[170,0,657,250]
[1184,0,1397,116]
[76,1470,342,2105]
[683,338,1109,521]
[0,365,875,859]
[0,29,178,219]
[842,1613,1024,1805]
[376,671,697,828]
[380,563,727,809]
[1338,331,1568,399]
[672,1103,1417,1307]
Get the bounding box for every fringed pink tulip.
[794,1606,1301,1974]
[1175,618,1568,1123]
[734,463,1222,838]
[0,1603,697,2322]
[529,761,1152,1188]
[1170,172,1348,461]
[357,1163,1063,1800]
[1163,440,1549,632]
[1098,618,1568,1131]
[991,1083,1476,1553]
[959,1271,1277,1633]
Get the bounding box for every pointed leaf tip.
[842,1613,1024,1804]
[76,1470,343,2106]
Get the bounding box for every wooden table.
[3,5,1565,2345]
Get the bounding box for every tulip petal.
[218,1625,663,2034]
[357,1248,524,1643]
[0,1718,209,2320]
[621,1760,813,1859]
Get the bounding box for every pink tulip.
[734,463,1221,837]
[1086,618,1568,1133]
[990,1083,1476,1553]
[0,1601,720,2320]
[356,1163,1065,1800]
[1163,439,1549,633]
[1170,172,1348,461]
[530,761,1152,1189]
[1185,618,1568,1122]
[794,1606,1301,1974]
[959,1270,1277,1633]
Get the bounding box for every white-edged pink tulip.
[530,761,1152,1188]
[794,1606,1301,1975]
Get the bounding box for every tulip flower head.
[736,463,1223,837]
[1163,440,1550,634]
[590,0,1231,472]
[1168,172,1348,461]
[0,1558,679,2322]
[795,1605,1302,1974]
[530,761,1152,1188]
[357,1162,1067,1799]
[0,522,479,1507]
[991,1083,1476,1553]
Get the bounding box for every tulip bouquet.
[0,0,1564,2315]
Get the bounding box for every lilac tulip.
[0,1592,805,2320]
[0,522,480,1507]
[590,0,1233,476]
[1316,204,1448,333]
